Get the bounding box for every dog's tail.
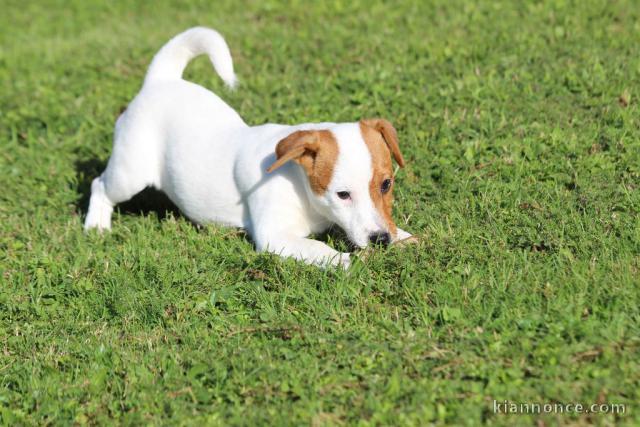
[144,27,237,88]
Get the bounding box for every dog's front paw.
[393,235,419,247]
[333,252,351,270]
[393,228,418,246]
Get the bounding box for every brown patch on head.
[359,119,405,237]
[266,129,338,194]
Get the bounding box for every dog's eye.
[336,191,351,200]
[381,179,392,194]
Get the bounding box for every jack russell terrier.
[84,27,415,268]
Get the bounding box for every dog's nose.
[369,232,391,246]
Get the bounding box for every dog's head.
[267,119,405,248]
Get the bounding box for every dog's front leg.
[393,227,419,245]
[254,235,351,269]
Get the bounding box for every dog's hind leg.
[84,162,152,231]
[84,121,160,231]
[84,175,115,231]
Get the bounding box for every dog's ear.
[267,129,338,194]
[267,130,321,174]
[361,118,405,167]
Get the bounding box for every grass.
[1,0,639,425]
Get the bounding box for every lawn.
[1,0,639,425]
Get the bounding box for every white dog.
[84,27,413,268]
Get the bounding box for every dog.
[84,27,414,268]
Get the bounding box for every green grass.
[1,0,639,425]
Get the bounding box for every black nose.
[369,232,391,246]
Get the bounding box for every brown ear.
[267,129,339,194]
[266,130,320,173]
[361,118,405,167]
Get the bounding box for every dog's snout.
[369,231,391,246]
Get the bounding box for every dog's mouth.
[328,223,391,251]
[346,239,367,252]
[346,232,386,251]
[325,227,367,251]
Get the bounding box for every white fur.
[84,27,412,268]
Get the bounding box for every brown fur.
[267,130,339,195]
[360,118,405,167]
[360,119,405,237]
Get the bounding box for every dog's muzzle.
[368,231,391,246]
